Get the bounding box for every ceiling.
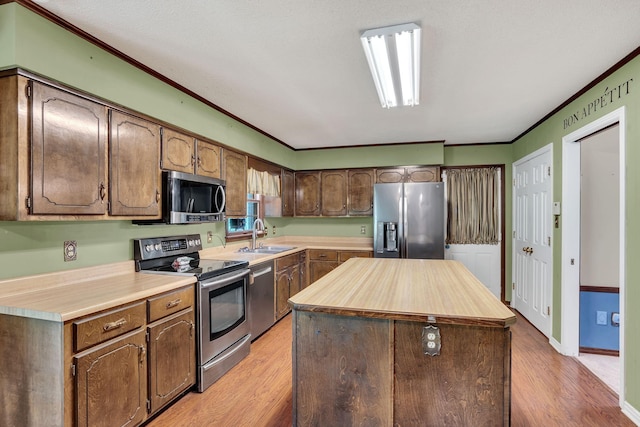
[31,0,640,149]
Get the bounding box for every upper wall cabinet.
[321,170,348,216]
[109,110,161,217]
[222,149,247,217]
[281,169,295,217]
[375,166,441,183]
[30,81,109,215]
[161,128,221,178]
[295,171,321,216]
[348,169,374,216]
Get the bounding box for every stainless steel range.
[134,234,251,392]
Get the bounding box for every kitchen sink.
[237,245,296,254]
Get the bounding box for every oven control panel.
[134,234,203,261]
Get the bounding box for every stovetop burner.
[133,234,248,281]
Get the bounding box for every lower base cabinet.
[68,285,195,427]
[147,308,196,414]
[74,330,148,427]
[275,252,305,320]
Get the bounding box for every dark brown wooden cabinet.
[30,81,108,215]
[109,110,161,217]
[321,170,348,216]
[275,252,304,320]
[147,309,196,413]
[68,285,195,427]
[162,128,221,178]
[222,149,247,217]
[376,166,440,183]
[281,169,295,217]
[308,249,340,284]
[74,329,147,427]
[295,171,321,216]
[308,249,372,284]
[347,169,374,216]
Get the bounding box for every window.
[226,194,264,240]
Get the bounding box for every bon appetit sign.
[563,77,633,129]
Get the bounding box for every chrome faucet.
[251,218,265,250]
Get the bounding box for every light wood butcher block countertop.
[289,258,516,328]
[0,261,195,322]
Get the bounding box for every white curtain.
[247,168,281,196]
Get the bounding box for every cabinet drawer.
[276,253,300,270]
[307,249,338,261]
[148,286,194,323]
[339,251,372,263]
[74,302,145,352]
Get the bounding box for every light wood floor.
[147,311,634,427]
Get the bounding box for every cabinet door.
[375,168,405,183]
[74,329,147,427]
[348,169,374,216]
[299,251,308,290]
[148,309,196,414]
[30,82,108,215]
[161,127,196,174]
[309,261,339,284]
[406,166,440,182]
[289,263,302,297]
[295,171,321,216]
[109,110,161,216]
[222,149,247,217]
[196,140,221,178]
[281,169,295,217]
[275,269,292,320]
[321,170,347,216]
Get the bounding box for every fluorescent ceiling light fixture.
[360,23,421,108]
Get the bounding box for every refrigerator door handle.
[402,193,408,257]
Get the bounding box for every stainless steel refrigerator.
[373,182,445,259]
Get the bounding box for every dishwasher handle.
[250,266,273,284]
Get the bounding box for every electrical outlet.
[64,240,77,262]
[360,225,366,234]
[596,311,608,325]
[207,231,213,243]
[422,325,441,356]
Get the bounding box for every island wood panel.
[293,311,393,426]
[394,321,511,426]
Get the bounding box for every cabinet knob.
[99,182,106,202]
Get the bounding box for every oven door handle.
[200,269,249,290]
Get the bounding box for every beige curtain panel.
[446,167,500,245]
[247,168,281,197]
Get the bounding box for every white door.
[513,145,553,336]
[445,244,501,299]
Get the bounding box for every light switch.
[596,311,607,325]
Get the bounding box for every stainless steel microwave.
[136,171,226,224]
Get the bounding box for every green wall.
[512,56,640,411]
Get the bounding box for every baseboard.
[579,346,619,357]
[549,336,566,355]
[622,401,640,426]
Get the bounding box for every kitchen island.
[288,258,516,426]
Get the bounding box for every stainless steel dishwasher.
[248,260,275,341]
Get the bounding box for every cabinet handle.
[99,182,106,202]
[156,189,160,202]
[197,156,202,168]
[139,346,146,364]
[165,298,182,309]
[319,254,326,258]
[191,154,196,166]
[103,317,127,332]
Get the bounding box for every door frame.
[560,106,626,406]
[511,143,553,337]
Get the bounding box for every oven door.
[198,268,250,366]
